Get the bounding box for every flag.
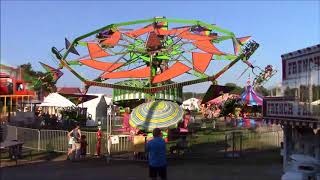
[65,38,80,56]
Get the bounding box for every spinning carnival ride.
[51,17,259,95]
[47,17,263,130]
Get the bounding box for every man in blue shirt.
[146,128,167,180]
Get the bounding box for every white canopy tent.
[40,93,75,107]
[39,93,75,115]
[78,94,110,126]
[182,98,200,111]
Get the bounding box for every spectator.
[96,127,103,156]
[67,124,81,160]
[146,128,167,180]
[80,135,87,159]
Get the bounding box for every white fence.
[5,125,283,156]
[6,125,106,155]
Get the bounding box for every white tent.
[40,93,75,107]
[39,93,75,115]
[182,98,200,111]
[78,94,109,126]
[104,96,113,106]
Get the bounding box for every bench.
[1,140,33,166]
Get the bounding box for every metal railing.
[5,125,107,155]
[108,135,132,153]
[4,125,283,156]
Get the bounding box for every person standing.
[80,135,87,159]
[96,127,103,156]
[146,128,167,180]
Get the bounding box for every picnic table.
[0,140,24,160]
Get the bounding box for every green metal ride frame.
[53,17,258,94]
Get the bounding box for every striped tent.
[130,101,183,131]
[241,85,263,106]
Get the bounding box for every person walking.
[67,124,81,160]
[146,128,167,180]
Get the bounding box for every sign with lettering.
[263,97,319,122]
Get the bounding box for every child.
[80,135,87,159]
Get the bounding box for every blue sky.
[1,1,319,94]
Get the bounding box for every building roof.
[57,87,83,94]
[281,44,320,60]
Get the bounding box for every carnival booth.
[241,84,263,119]
[182,98,200,111]
[241,85,263,107]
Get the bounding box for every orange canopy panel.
[101,31,121,46]
[154,27,189,36]
[178,31,214,41]
[87,43,110,59]
[152,62,191,83]
[101,66,150,79]
[80,59,124,72]
[192,40,225,55]
[192,52,213,73]
[125,26,154,38]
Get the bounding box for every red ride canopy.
[87,43,110,58]
[192,40,225,55]
[101,66,151,79]
[152,62,191,83]
[101,31,121,46]
[125,26,154,38]
[192,52,213,73]
[178,31,214,41]
[80,59,124,72]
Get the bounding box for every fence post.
[15,126,18,140]
[38,130,41,152]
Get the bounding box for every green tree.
[255,86,270,96]
[225,83,244,95]
[18,63,57,99]
[220,98,241,117]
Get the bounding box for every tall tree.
[255,86,270,96]
[18,63,57,99]
[225,83,244,95]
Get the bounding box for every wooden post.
[232,132,235,158]
[16,96,18,112]
[38,130,41,151]
[4,96,6,114]
[283,125,293,170]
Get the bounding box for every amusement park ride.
[43,17,275,131]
